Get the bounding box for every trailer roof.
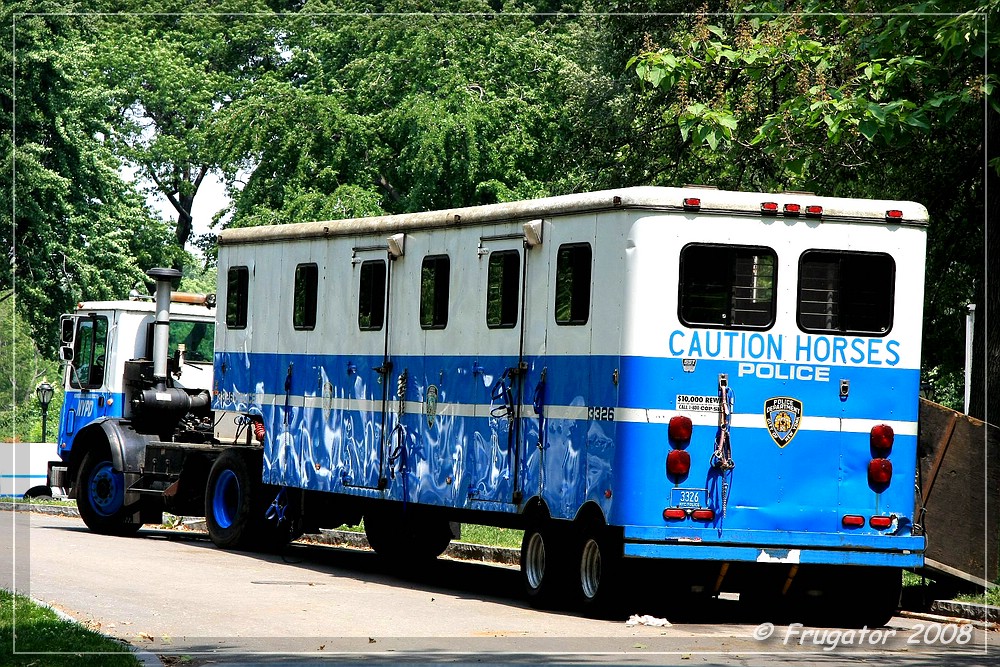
[218,186,929,246]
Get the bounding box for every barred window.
[678,244,776,329]
[798,251,895,335]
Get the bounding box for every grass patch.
[956,587,1000,607]
[0,589,139,666]
[9,497,75,507]
[335,521,524,549]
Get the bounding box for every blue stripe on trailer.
[623,525,925,551]
[623,542,924,568]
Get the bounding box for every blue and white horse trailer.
[212,186,927,624]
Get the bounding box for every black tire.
[205,449,296,551]
[363,509,453,562]
[23,485,53,499]
[520,519,571,608]
[794,566,901,628]
[573,525,624,618]
[76,451,142,536]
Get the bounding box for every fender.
[72,418,156,475]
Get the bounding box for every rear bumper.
[623,526,925,568]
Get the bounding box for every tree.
[90,0,283,252]
[1,2,180,356]
[215,0,586,228]
[627,1,995,413]
[0,295,62,442]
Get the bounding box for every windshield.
[169,320,214,363]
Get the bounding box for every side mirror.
[60,316,77,345]
[59,345,74,362]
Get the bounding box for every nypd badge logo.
[764,397,802,448]
[425,385,439,428]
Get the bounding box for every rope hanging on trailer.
[386,370,409,507]
[711,376,735,522]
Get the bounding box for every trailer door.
[469,235,526,505]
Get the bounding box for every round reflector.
[667,449,691,477]
[870,424,894,452]
[868,458,893,486]
[668,415,693,445]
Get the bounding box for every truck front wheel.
[76,451,142,536]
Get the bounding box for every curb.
[929,599,1000,624]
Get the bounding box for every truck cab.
[49,294,216,493]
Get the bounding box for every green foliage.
[0,589,139,666]
[90,0,283,250]
[0,297,61,442]
[626,1,993,401]
[1,3,179,355]
[218,1,583,227]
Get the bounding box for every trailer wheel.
[574,526,623,617]
[520,520,570,607]
[205,449,298,552]
[76,451,142,536]
[810,567,902,628]
[363,510,453,562]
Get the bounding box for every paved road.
[4,510,996,665]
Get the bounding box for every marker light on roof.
[683,198,701,211]
[783,203,801,216]
[886,209,904,221]
[761,202,779,214]
[805,205,823,218]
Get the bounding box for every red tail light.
[667,449,691,477]
[870,424,894,453]
[691,509,715,521]
[663,508,686,520]
[868,458,893,486]
[842,515,865,527]
[870,516,893,529]
[668,415,693,445]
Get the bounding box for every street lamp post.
[36,381,54,442]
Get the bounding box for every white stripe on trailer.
[240,396,917,436]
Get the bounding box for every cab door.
[58,313,113,455]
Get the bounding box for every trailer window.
[226,266,249,329]
[487,250,520,329]
[555,243,591,325]
[678,244,776,329]
[69,315,108,389]
[293,263,318,330]
[358,260,386,331]
[798,251,895,335]
[420,255,450,329]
